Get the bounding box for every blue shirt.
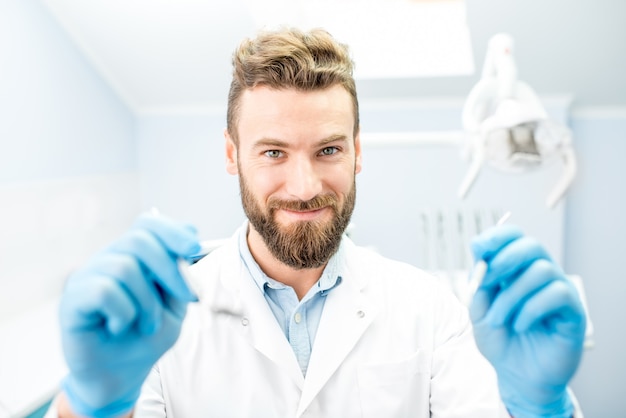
[237,223,342,376]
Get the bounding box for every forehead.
[236,85,355,144]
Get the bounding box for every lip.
[278,207,329,221]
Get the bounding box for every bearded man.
[51,28,585,418]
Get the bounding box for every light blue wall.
[0,0,136,184]
[0,3,139,414]
[137,112,244,240]
[566,115,626,416]
[0,0,138,312]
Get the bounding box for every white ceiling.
[40,0,475,113]
[41,0,255,112]
[41,0,626,114]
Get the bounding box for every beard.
[239,173,356,270]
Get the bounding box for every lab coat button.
[357,310,365,318]
[241,317,249,326]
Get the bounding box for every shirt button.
[294,312,302,324]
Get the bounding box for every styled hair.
[227,27,359,144]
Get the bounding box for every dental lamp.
[459,33,576,209]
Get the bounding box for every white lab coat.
[134,228,510,418]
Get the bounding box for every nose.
[285,157,323,202]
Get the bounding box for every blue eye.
[320,147,338,156]
[265,150,282,158]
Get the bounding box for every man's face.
[226,85,362,269]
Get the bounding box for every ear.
[224,129,238,175]
[354,128,362,174]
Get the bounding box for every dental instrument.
[467,211,511,296]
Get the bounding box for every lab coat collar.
[193,223,305,388]
[191,222,379,414]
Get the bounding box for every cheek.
[327,167,355,196]
[243,166,283,201]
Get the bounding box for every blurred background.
[0,0,624,416]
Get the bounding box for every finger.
[162,293,189,323]
[107,229,195,301]
[133,213,200,257]
[471,224,524,261]
[85,253,165,335]
[512,280,585,334]
[482,236,554,289]
[469,287,491,323]
[157,298,189,349]
[484,259,560,327]
[61,276,136,337]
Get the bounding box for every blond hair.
[227,27,359,144]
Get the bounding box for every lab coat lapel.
[296,252,379,416]
[207,237,305,390]
[234,265,305,389]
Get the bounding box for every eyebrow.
[318,134,349,146]
[252,134,349,150]
[252,138,289,150]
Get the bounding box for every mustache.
[267,193,339,212]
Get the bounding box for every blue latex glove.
[59,213,200,417]
[470,225,586,418]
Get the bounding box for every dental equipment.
[467,211,511,297]
[459,33,577,209]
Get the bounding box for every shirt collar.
[238,221,343,295]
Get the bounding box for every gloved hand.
[59,213,200,417]
[469,225,586,418]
